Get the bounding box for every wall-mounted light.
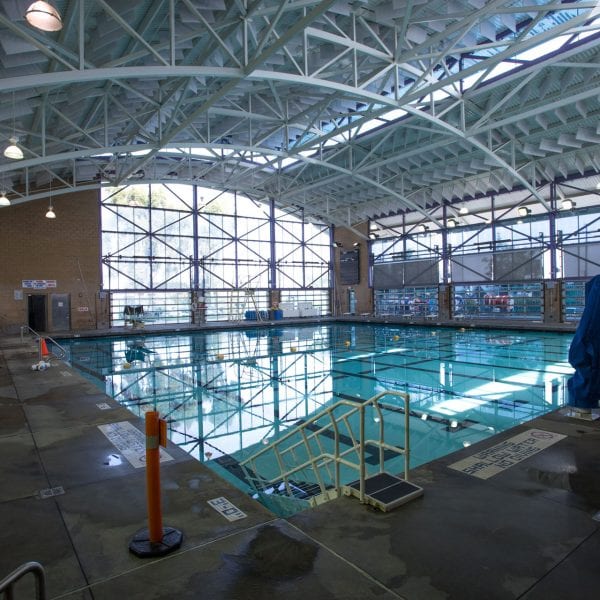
[560,198,575,210]
[352,241,360,247]
[0,191,10,207]
[447,218,458,228]
[459,205,468,215]
[418,224,429,233]
[25,1,63,31]
[368,233,379,240]
[333,241,343,248]
[517,206,531,217]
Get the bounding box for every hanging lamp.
[0,191,10,207]
[25,1,63,31]
[5,90,24,160]
[4,137,24,160]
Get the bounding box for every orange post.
[129,411,183,557]
[145,410,163,543]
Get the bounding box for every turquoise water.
[61,323,573,511]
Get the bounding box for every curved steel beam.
[401,105,551,211]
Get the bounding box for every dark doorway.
[28,294,47,331]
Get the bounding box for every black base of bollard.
[129,526,183,558]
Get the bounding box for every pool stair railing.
[20,325,69,361]
[239,391,424,513]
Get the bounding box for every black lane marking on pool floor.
[329,391,479,433]
[329,362,547,395]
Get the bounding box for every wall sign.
[22,280,57,289]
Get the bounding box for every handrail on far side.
[20,325,69,361]
[0,561,47,600]
[240,390,411,506]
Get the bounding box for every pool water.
[61,323,573,512]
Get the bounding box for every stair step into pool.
[342,472,423,512]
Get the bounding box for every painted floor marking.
[98,420,173,468]
[96,402,112,410]
[38,486,65,499]
[207,497,247,521]
[448,428,566,480]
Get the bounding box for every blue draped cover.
[567,275,600,408]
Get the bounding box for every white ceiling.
[1,0,600,231]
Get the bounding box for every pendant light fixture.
[0,191,10,207]
[45,201,56,219]
[25,1,63,31]
[5,92,24,160]
[45,179,56,218]
[4,137,23,160]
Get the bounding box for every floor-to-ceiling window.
[101,184,331,325]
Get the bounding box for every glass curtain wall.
[371,206,600,320]
[101,185,331,324]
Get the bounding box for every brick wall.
[332,224,372,315]
[0,189,102,332]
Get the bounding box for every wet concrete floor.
[1,331,599,599]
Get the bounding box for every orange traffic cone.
[40,338,50,357]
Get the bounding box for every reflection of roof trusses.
[2,1,600,226]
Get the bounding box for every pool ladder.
[20,326,69,361]
[239,391,424,512]
[0,562,47,599]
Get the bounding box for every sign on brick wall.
[22,280,57,289]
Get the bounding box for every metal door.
[51,294,71,331]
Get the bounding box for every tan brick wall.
[332,224,372,315]
[0,189,101,332]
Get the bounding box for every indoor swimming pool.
[60,323,574,513]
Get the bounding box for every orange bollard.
[145,411,163,543]
[129,411,183,557]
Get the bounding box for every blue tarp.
[567,275,600,408]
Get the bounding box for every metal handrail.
[20,326,69,361]
[0,561,47,600]
[240,390,411,506]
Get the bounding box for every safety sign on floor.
[448,428,565,480]
[98,420,174,468]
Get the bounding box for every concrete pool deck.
[1,328,599,600]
